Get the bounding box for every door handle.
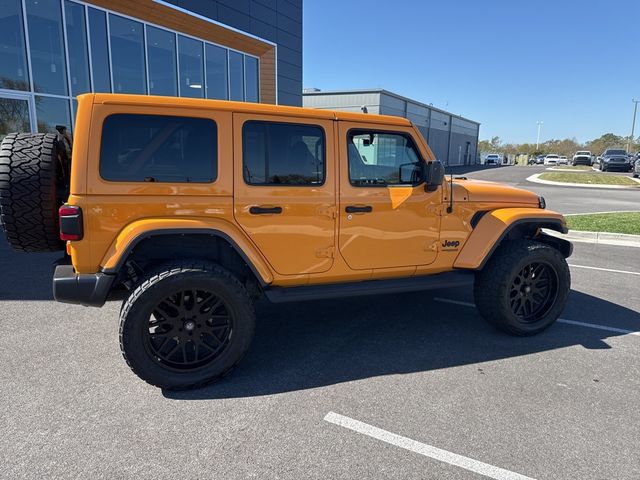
[345,205,373,213]
[249,206,283,215]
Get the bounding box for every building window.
[0,97,31,139]
[25,0,68,95]
[147,26,177,96]
[205,43,227,100]
[36,95,71,133]
[0,0,29,91]
[229,51,244,101]
[100,114,217,183]
[178,35,203,98]
[243,121,325,186]
[64,1,90,96]
[245,56,259,103]
[109,14,146,94]
[87,8,110,93]
[0,0,263,137]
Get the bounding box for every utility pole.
[628,99,639,153]
[536,121,543,151]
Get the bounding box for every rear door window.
[242,121,325,185]
[100,114,217,183]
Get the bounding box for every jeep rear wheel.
[474,240,570,336]
[119,262,255,390]
[0,133,69,252]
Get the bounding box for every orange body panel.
[66,93,568,288]
[453,208,567,269]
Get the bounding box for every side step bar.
[263,271,474,303]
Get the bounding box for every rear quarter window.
[100,114,217,183]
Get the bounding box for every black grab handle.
[345,205,373,213]
[249,206,283,215]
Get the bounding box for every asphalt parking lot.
[1,168,639,479]
[463,165,640,214]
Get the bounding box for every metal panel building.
[303,89,480,166]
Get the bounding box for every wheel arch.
[454,208,571,270]
[100,220,274,287]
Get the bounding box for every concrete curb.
[546,167,592,172]
[545,229,640,247]
[527,173,640,189]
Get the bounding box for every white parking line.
[324,412,536,480]
[432,298,640,336]
[568,264,640,277]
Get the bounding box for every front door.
[0,91,35,140]
[233,114,336,276]
[338,122,441,271]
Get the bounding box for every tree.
[585,133,625,155]
[478,136,502,153]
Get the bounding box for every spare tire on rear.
[0,133,68,252]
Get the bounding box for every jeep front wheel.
[119,262,255,390]
[474,240,570,336]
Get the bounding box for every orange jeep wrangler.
[0,94,572,390]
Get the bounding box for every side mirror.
[424,161,445,192]
[399,162,423,184]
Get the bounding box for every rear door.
[233,114,336,275]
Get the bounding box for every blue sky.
[303,0,640,144]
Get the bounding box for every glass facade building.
[0,0,302,139]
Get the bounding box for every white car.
[543,154,560,165]
[572,150,592,166]
[558,156,568,165]
[485,154,501,165]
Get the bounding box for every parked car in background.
[571,151,592,166]
[534,155,545,164]
[558,156,568,165]
[597,149,632,172]
[485,154,501,165]
[544,154,560,165]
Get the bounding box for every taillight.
[59,204,83,241]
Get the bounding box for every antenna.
[446,164,454,214]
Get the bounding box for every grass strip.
[539,172,638,186]
[566,212,640,235]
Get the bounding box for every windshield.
[605,150,626,155]
[546,155,558,158]
[576,151,590,155]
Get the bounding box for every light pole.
[627,99,639,153]
[536,121,543,151]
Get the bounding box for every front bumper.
[603,162,631,171]
[53,265,115,307]
[573,157,591,165]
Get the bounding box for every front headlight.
[538,196,546,209]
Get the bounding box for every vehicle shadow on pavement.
[0,240,60,301]
[164,288,638,400]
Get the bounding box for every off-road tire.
[474,240,570,336]
[0,133,65,251]
[119,262,255,390]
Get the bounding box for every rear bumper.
[53,265,115,307]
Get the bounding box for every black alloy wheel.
[508,261,558,323]
[119,263,255,390]
[145,289,234,371]
[474,239,570,336]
